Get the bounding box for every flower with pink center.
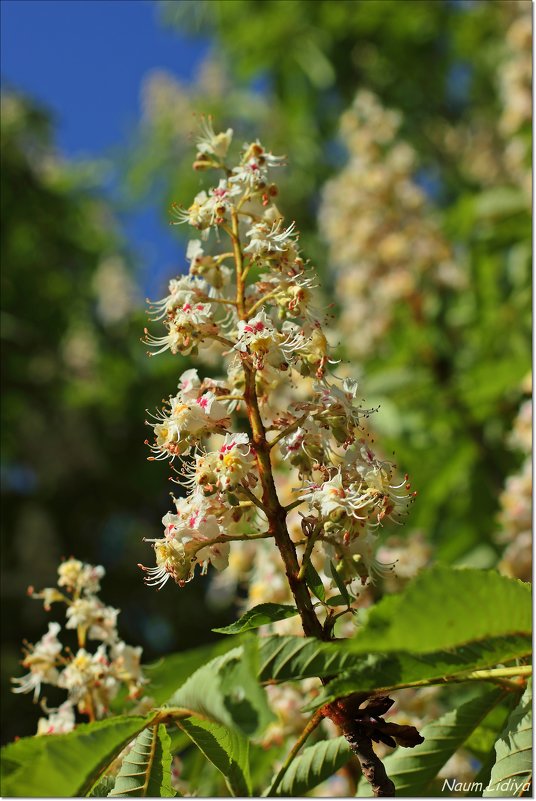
[37,701,76,736]
[230,141,285,188]
[235,311,284,370]
[244,219,298,257]
[146,390,230,461]
[147,275,209,321]
[178,368,201,399]
[192,433,257,494]
[144,295,215,356]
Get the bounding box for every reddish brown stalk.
[229,209,396,796]
[230,209,324,639]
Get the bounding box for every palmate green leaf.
[258,634,531,689]
[221,639,275,736]
[168,641,274,738]
[213,603,299,635]
[258,635,354,682]
[258,568,530,689]
[144,638,240,705]
[484,680,532,797]
[357,689,506,797]
[0,715,150,798]
[269,736,351,797]
[303,636,532,709]
[108,724,175,797]
[178,718,251,797]
[348,567,531,655]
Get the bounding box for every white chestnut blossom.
[279,275,319,319]
[497,385,532,582]
[171,179,240,231]
[66,597,119,644]
[147,275,209,321]
[235,310,286,370]
[139,483,248,589]
[58,559,105,595]
[187,239,233,290]
[280,321,329,376]
[144,296,215,356]
[278,417,331,475]
[320,89,463,358]
[58,645,119,717]
[498,2,532,197]
[11,622,62,701]
[37,700,76,736]
[13,560,148,732]
[299,445,415,585]
[142,121,414,598]
[109,642,145,690]
[147,389,230,460]
[192,433,257,494]
[230,141,285,189]
[244,219,298,257]
[136,116,424,782]
[196,115,233,159]
[330,530,396,588]
[178,368,201,399]
[139,536,193,590]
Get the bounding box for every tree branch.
[344,728,395,797]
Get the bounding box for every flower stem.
[231,208,325,641]
[269,412,309,450]
[230,203,395,796]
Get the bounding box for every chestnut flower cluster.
[140,118,416,608]
[497,379,532,582]
[12,559,147,734]
[431,1,531,196]
[498,0,532,198]
[320,90,464,359]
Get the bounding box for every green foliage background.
[1,0,531,747]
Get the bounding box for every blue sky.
[1,0,210,291]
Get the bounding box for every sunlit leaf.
[213,604,299,635]
[168,641,273,738]
[144,639,240,705]
[0,716,150,798]
[178,718,251,796]
[258,633,530,690]
[348,567,531,654]
[306,637,531,709]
